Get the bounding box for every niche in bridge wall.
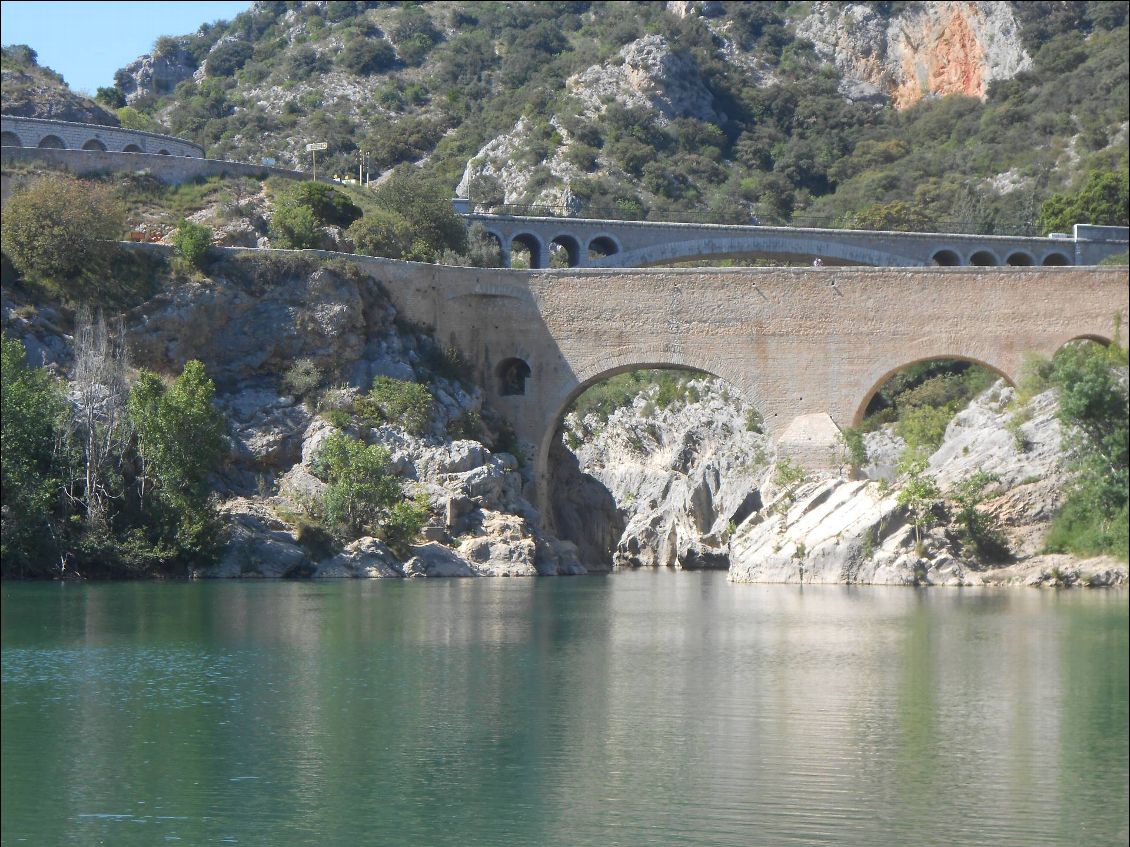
[969,250,999,266]
[1,131,22,147]
[37,134,65,149]
[931,249,961,266]
[497,358,531,396]
[1042,252,1071,266]
[1006,251,1035,266]
[123,143,143,153]
[81,139,107,151]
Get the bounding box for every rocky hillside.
[559,374,1126,587]
[7,1,1123,233]
[0,45,118,125]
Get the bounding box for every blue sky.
[1,1,251,94]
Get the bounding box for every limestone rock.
[568,35,718,125]
[455,510,539,577]
[797,1,1031,107]
[314,537,403,578]
[403,542,476,577]
[203,498,312,578]
[116,42,198,105]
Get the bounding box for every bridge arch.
[548,233,583,268]
[1055,334,1113,355]
[932,249,961,266]
[534,351,768,516]
[969,249,999,266]
[1042,251,1071,266]
[510,232,544,269]
[588,235,621,262]
[1006,250,1035,266]
[1,131,22,147]
[122,143,143,153]
[851,354,1017,429]
[37,134,65,149]
[81,138,107,151]
[157,149,171,155]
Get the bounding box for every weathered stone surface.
[116,43,198,105]
[204,498,312,578]
[455,510,539,577]
[797,1,1031,107]
[403,542,476,578]
[314,537,403,578]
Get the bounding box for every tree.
[370,166,468,261]
[339,37,396,75]
[347,209,413,259]
[127,360,225,557]
[313,432,402,540]
[1037,167,1130,234]
[96,86,126,108]
[1044,339,1129,558]
[1,174,125,288]
[1,334,65,575]
[286,182,363,228]
[846,200,936,232]
[896,456,941,553]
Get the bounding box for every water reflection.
[2,578,1127,846]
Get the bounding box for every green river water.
[1,574,1127,846]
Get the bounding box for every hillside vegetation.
[24,1,1118,233]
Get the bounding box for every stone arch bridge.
[464,210,1128,269]
[1,115,202,158]
[327,258,1127,525]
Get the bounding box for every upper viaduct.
[1,115,203,157]
[465,210,1129,269]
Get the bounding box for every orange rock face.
[893,3,991,108]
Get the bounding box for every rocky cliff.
[1,46,119,126]
[797,1,1031,107]
[560,376,1125,587]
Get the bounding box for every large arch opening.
[510,233,543,269]
[932,249,961,266]
[1,131,22,147]
[37,135,66,149]
[969,250,999,266]
[852,357,1014,477]
[81,138,107,151]
[549,234,582,268]
[122,143,143,153]
[1042,252,1071,266]
[496,357,531,396]
[1006,251,1035,266]
[548,366,769,572]
[588,235,620,263]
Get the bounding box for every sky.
[1,1,251,94]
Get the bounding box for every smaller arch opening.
[81,138,107,151]
[157,149,171,155]
[122,143,143,153]
[510,234,543,269]
[1006,251,1035,266]
[932,249,961,266]
[497,357,531,396]
[1056,335,1112,356]
[969,250,999,266]
[0,131,22,147]
[37,135,66,149]
[1042,252,1071,266]
[588,235,620,263]
[549,235,582,268]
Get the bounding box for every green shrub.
[1,174,125,288]
[205,40,254,77]
[339,37,396,75]
[286,182,362,228]
[312,432,401,540]
[173,219,213,270]
[357,376,433,435]
[897,404,955,454]
[269,202,322,249]
[283,358,323,398]
[841,426,868,470]
[347,209,413,258]
[382,491,430,557]
[948,471,1009,562]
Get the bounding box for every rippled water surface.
[2,575,1127,846]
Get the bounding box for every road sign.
[305,141,328,151]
